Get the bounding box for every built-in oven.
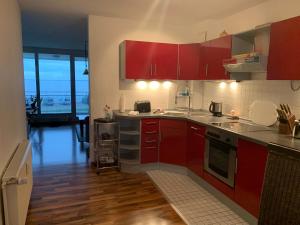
[204,128,237,187]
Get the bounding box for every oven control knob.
[226,138,231,143]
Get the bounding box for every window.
[23,53,37,110]
[39,54,71,114]
[75,57,89,115]
[23,50,89,118]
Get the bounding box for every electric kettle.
[209,101,223,117]
[293,120,300,139]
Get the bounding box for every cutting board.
[249,100,278,126]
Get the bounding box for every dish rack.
[94,118,120,174]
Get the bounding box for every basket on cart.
[94,118,119,173]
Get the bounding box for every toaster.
[134,101,151,113]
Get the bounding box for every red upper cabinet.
[152,43,178,80]
[235,139,268,218]
[159,119,187,166]
[120,40,153,79]
[267,16,300,80]
[203,36,232,80]
[186,123,206,177]
[178,44,201,80]
[120,40,177,80]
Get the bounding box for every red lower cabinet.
[235,139,268,217]
[141,119,159,164]
[187,123,206,177]
[203,171,235,200]
[159,119,187,166]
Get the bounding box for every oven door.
[204,136,236,187]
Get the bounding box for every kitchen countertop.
[113,110,300,152]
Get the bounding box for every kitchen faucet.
[175,86,192,115]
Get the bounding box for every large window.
[39,54,71,114]
[75,57,89,115]
[23,50,89,118]
[23,53,37,109]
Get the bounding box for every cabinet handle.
[144,146,157,150]
[235,157,238,174]
[145,140,157,143]
[150,64,153,76]
[154,64,157,74]
[145,122,157,125]
[190,126,198,131]
[145,131,157,134]
[205,64,208,77]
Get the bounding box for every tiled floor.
[148,170,249,225]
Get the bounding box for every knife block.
[278,122,292,135]
[278,117,295,135]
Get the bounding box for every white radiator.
[1,140,33,225]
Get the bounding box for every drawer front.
[189,123,206,136]
[141,133,159,147]
[142,119,159,133]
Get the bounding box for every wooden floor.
[26,163,185,225]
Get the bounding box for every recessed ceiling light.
[149,81,160,90]
[136,81,147,90]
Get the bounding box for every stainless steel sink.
[162,111,187,116]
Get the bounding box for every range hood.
[225,24,270,80]
[224,53,267,73]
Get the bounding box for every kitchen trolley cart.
[93,118,120,174]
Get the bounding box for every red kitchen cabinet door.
[198,44,207,80]
[205,36,232,80]
[178,44,201,80]
[121,40,154,79]
[152,43,178,80]
[187,123,206,177]
[267,16,300,80]
[141,119,159,164]
[235,139,268,218]
[159,119,187,166]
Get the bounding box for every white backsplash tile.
[199,80,300,119]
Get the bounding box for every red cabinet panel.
[203,36,232,80]
[159,119,187,166]
[141,119,159,164]
[187,123,206,177]
[178,44,201,80]
[152,43,178,80]
[121,40,178,80]
[235,139,268,217]
[267,16,300,80]
[203,171,235,200]
[122,40,153,79]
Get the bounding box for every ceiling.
[19,0,268,50]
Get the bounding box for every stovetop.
[210,121,271,133]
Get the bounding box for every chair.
[258,143,300,225]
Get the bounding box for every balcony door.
[39,54,72,114]
[23,50,89,121]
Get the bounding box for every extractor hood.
[224,53,267,73]
[224,24,270,80]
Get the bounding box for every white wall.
[193,0,300,41]
[0,0,26,224]
[88,15,197,120]
[0,0,26,175]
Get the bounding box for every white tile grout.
[148,170,249,225]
